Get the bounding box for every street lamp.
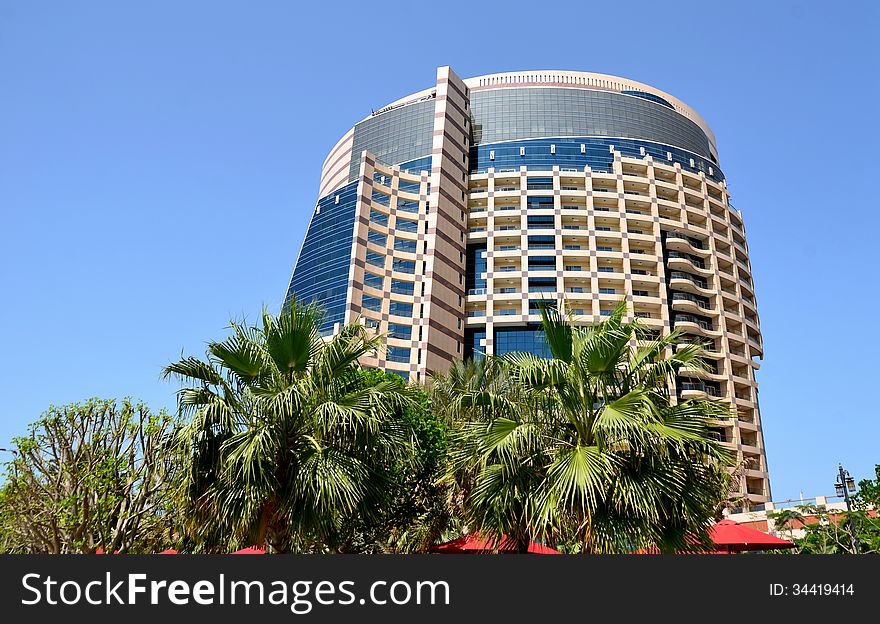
[835,464,861,555]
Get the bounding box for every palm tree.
[163,302,416,552]
[769,508,805,543]
[436,300,734,553]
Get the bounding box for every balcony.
[674,315,714,331]
[669,271,709,290]
[679,381,719,397]
[664,231,706,250]
[668,251,706,269]
[672,293,711,309]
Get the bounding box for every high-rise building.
[285,67,770,507]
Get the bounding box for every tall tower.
[285,68,770,509]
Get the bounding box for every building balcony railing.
[669,271,709,289]
[672,293,711,309]
[679,382,719,396]
[668,251,706,269]
[664,231,706,249]
[674,315,714,331]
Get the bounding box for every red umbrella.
[429,534,560,554]
[231,546,266,554]
[158,549,178,554]
[709,519,795,553]
[632,519,795,554]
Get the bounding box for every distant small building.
[726,495,877,539]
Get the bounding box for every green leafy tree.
[785,466,880,554]
[0,398,176,554]
[854,464,880,511]
[339,369,452,553]
[164,303,417,553]
[435,301,734,553]
[768,507,805,543]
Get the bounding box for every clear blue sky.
[1,1,878,501]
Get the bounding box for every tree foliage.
[338,369,452,553]
[433,301,734,553]
[164,303,419,553]
[772,465,880,555]
[0,398,176,554]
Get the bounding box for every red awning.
[230,546,266,554]
[429,534,560,554]
[632,519,796,554]
[709,519,795,552]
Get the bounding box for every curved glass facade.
[470,136,724,183]
[470,88,715,161]
[348,99,436,182]
[284,180,358,333]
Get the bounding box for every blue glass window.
[396,199,419,213]
[396,218,418,233]
[366,251,385,268]
[394,238,418,253]
[464,328,486,361]
[398,179,421,193]
[528,256,555,271]
[387,323,411,340]
[527,196,555,211]
[368,230,387,247]
[527,215,555,229]
[391,279,414,296]
[389,301,413,317]
[620,90,675,110]
[527,177,554,190]
[528,235,555,250]
[392,259,416,274]
[469,88,716,166]
[387,347,411,363]
[470,137,723,183]
[529,277,556,292]
[364,272,384,290]
[373,172,392,186]
[362,295,382,312]
[285,180,359,334]
[371,190,390,206]
[494,325,552,358]
[466,244,487,291]
[370,209,389,227]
